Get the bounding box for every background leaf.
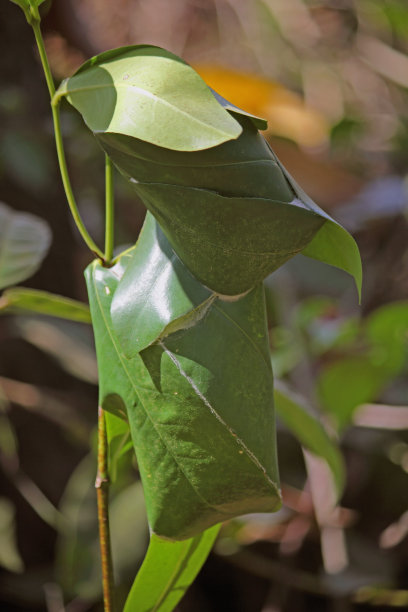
[124,525,220,612]
[0,202,51,290]
[0,288,91,322]
[56,455,148,602]
[274,382,345,497]
[0,498,24,573]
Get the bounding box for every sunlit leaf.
[124,525,220,612]
[60,45,361,298]
[0,288,91,323]
[0,202,51,290]
[56,46,242,151]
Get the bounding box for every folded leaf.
[111,212,212,356]
[60,44,361,297]
[131,181,325,295]
[124,524,220,612]
[86,242,281,539]
[97,123,293,201]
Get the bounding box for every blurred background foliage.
[0,0,407,610]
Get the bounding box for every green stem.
[31,20,104,260]
[104,155,115,264]
[96,406,116,612]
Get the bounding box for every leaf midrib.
[150,537,197,612]
[66,83,240,140]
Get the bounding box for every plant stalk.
[31,20,104,259]
[96,406,116,612]
[104,155,115,264]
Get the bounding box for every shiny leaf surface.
[86,239,281,540]
[111,212,213,356]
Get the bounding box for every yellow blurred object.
[195,65,330,148]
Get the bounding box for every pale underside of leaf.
[57,46,242,151]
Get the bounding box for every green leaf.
[86,236,281,540]
[104,410,132,482]
[132,181,325,295]
[99,120,359,297]
[274,382,345,497]
[0,130,52,193]
[8,0,48,22]
[97,119,293,201]
[56,455,147,601]
[59,44,360,296]
[0,288,91,323]
[56,45,242,151]
[124,524,220,612]
[0,202,51,290]
[301,221,362,302]
[8,0,30,11]
[0,498,24,573]
[111,213,213,356]
[318,357,383,431]
[365,300,408,378]
[275,158,362,301]
[316,301,408,430]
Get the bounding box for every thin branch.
[31,20,104,260]
[95,406,116,612]
[104,155,115,264]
